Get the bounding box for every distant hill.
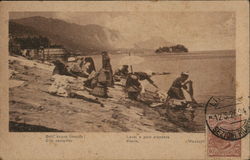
[9,16,125,53]
[134,36,175,50]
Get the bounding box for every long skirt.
[167,87,185,100]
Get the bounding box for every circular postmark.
[205,96,249,141]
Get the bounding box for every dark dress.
[167,77,185,100]
[125,74,142,100]
[102,53,114,87]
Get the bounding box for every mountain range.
[9,16,173,53]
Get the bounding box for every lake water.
[91,50,235,103]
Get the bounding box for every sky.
[10,12,235,51]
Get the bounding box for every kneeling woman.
[125,74,142,100]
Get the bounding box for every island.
[155,44,188,54]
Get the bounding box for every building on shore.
[21,47,70,61]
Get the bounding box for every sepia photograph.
[8,11,236,133]
[1,1,249,160]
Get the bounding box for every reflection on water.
[91,50,235,103]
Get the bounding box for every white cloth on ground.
[48,74,76,97]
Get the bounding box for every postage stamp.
[207,133,241,157]
[205,96,249,157]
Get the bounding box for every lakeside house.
[21,47,70,61]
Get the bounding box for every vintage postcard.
[0,1,249,160]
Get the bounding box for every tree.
[13,36,51,49]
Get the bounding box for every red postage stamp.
[205,96,248,157]
[207,131,241,157]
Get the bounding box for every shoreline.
[9,56,205,132]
